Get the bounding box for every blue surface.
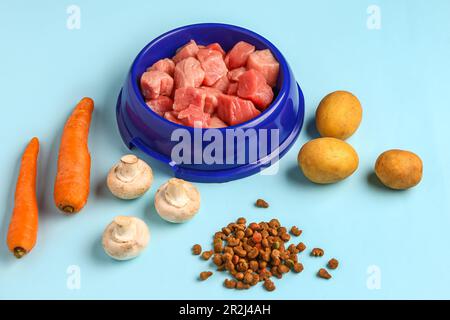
[118,22,304,182]
[0,0,449,299]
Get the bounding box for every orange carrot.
[54,97,94,214]
[7,137,40,258]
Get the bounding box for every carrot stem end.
[62,206,75,213]
[13,247,27,259]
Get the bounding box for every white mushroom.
[107,154,153,199]
[154,178,200,223]
[102,216,150,260]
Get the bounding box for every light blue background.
[1,0,449,300]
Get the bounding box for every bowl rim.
[130,22,290,131]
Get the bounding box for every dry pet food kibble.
[263,279,276,291]
[193,218,308,292]
[201,250,213,260]
[290,226,302,236]
[318,268,332,279]
[255,199,269,208]
[296,242,306,252]
[199,271,213,281]
[192,244,202,255]
[224,279,237,289]
[293,262,304,273]
[193,217,339,291]
[311,248,324,257]
[236,281,250,290]
[327,258,339,270]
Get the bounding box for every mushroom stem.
[102,216,150,260]
[164,179,190,208]
[112,216,137,242]
[115,155,139,183]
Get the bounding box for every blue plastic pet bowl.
[116,23,305,183]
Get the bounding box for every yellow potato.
[375,150,423,190]
[297,137,359,184]
[316,90,362,140]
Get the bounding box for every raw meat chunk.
[173,87,206,111]
[206,43,226,57]
[147,58,175,77]
[140,70,174,100]
[237,69,274,110]
[227,67,246,82]
[208,116,227,128]
[173,40,199,64]
[146,96,173,116]
[246,49,280,87]
[164,111,183,125]
[211,76,230,93]
[201,87,222,114]
[217,95,261,126]
[225,41,255,69]
[197,48,228,86]
[140,40,278,128]
[227,82,238,95]
[178,104,210,127]
[174,57,205,89]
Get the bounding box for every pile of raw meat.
[140,40,280,128]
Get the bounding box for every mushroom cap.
[102,216,150,260]
[107,155,153,200]
[154,178,200,223]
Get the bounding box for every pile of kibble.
[192,215,339,291]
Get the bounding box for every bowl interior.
[130,23,288,127]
